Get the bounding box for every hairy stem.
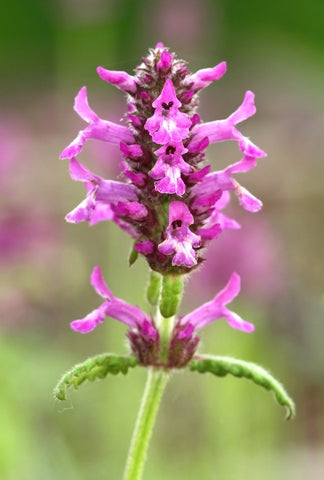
[123,368,169,480]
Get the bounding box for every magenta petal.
[178,322,195,339]
[59,131,87,159]
[69,157,97,182]
[238,138,267,158]
[115,202,148,220]
[180,272,254,333]
[70,304,106,333]
[233,181,263,212]
[121,166,146,187]
[187,61,227,90]
[65,198,94,224]
[144,79,191,144]
[73,86,98,123]
[152,78,181,109]
[89,204,114,225]
[197,224,222,241]
[154,176,184,196]
[141,319,158,341]
[156,50,173,71]
[223,310,255,332]
[169,200,194,225]
[97,67,137,93]
[228,90,256,124]
[71,266,153,333]
[187,136,209,153]
[172,250,197,267]
[134,240,155,255]
[191,190,222,210]
[120,142,143,158]
[215,272,241,305]
[90,265,112,299]
[97,67,138,94]
[188,165,211,183]
[60,87,134,159]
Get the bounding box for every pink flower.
[185,61,227,91]
[144,79,191,144]
[190,91,267,158]
[71,266,155,335]
[71,267,252,367]
[192,155,263,213]
[60,87,134,159]
[158,201,201,267]
[180,273,254,333]
[65,157,145,227]
[149,143,191,196]
[97,66,138,94]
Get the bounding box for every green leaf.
[129,245,139,266]
[54,353,138,401]
[159,274,183,318]
[146,270,162,306]
[189,355,295,420]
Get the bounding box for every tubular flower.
[60,43,266,274]
[71,267,252,368]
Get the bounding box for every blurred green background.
[1,1,323,479]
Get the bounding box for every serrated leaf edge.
[54,353,138,401]
[189,355,295,420]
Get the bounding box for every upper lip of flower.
[71,267,254,343]
[70,266,154,334]
[180,272,254,333]
[59,86,134,160]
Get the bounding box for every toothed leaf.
[54,353,138,401]
[189,355,295,420]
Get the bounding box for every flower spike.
[60,45,267,274]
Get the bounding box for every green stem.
[123,368,169,480]
[158,314,175,363]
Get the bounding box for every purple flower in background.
[189,214,287,304]
[61,43,266,275]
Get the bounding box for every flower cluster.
[61,44,266,367]
[60,43,266,275]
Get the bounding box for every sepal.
[54,353,137,401]
[159,274,183,318]
[146,270,162,306]
[189,355,295,420]
[129,244,139,266]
